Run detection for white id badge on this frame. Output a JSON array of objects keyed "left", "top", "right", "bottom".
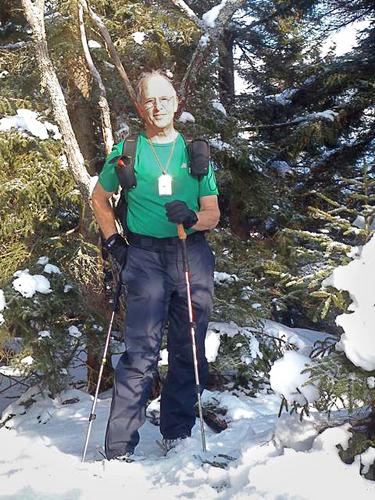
[{"left": 158, "top": 174, "right": 172, "bottom": 196}]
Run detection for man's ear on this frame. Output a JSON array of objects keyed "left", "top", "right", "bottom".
[{"left": 173, "top": 94, "right": 179, "bottom": 113}]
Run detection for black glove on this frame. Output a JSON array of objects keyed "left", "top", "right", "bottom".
[
  {"left": 104, "top": 233, "right": 128, "bottom": 266},
  {"left": 165, "top": 200, "right": 198, "bottom": 229}
]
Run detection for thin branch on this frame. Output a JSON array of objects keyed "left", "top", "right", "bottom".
[
  {"left": 78, "top": 3, "right": 114, "bottom": 154},
  {"left": 79, "top": 0, "right": 142, "bottom": 118},
  {"left": 240, "top": 113, "right": 336, "bottom": 131}
]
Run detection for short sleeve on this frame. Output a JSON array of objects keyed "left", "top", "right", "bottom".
[
  {"left": 198, "top": 162, "right": 219, "bottom": 197},
  {"left": 98, "top": 141, "right": 124, "bottom": 193}
]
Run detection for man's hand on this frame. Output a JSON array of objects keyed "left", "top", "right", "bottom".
[
  {"left": 104, "top": 233, "right": 128, "bottom": 266},
  {"left": 165, "top": 200, "right": 198, "bottom": 229}
]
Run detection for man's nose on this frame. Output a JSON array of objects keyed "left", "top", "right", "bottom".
[{"left": 154, "top": 98, "right": 163, "bottom": 110}]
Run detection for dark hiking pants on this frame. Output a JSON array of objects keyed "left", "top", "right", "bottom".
[{"left": 104, "top": 231, "right": 215, "bottom": 459}]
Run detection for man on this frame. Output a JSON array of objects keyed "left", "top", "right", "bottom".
[{"left": 91, "top": 70, "right": 220, "bottom": 461}]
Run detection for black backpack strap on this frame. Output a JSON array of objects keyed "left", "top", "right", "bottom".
[
  {"left": 183, "top": 135, "right": 210, "bottom": 177},
  {"left": 115, "top": 133, "right": 139, "bottom": 190},
  {"left": 112, "top": 134, "right": 139, "bottom": 235}
]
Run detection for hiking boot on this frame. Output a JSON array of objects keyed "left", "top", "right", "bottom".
[
  {"left": 112, "top": 451, "right": 135, "bottom": 463},
  {"left": 158, "top": 436, "right": 187, "bottom": 455}
]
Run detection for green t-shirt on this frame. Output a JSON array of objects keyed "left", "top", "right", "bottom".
[{"left": 99, "top": 132, "right": 219, "bottom": 238}]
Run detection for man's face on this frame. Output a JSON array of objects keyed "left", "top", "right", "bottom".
[{"left": 140, "top": 76, "right": 178, "bottom": 131}]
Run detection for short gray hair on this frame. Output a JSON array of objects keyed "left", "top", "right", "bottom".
[{"left": 135, "top": 70, "right": 176, "bottom": 102}]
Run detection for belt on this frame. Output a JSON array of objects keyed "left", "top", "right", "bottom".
[{"left": 128, "top": 231, "right": 205, "bottom": 251}]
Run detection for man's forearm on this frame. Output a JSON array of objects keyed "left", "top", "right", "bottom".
[
  {"left": 92, "top": 197, "right": 118, "bottom": 240},
  {"left": 193, "top": 208, "right": 220, "bottom": 231}
]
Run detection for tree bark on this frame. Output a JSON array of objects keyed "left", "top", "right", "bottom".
[
  {"left": 78, "top": 2, "right": 114, "bottom": 155},
  {"left": 218, "top": 29, "right": 235, "bottom": 110},
  {"left": 178, "top": 0, "right": 247, "bottom": 110},
  {"left": 79, "top": 0, "right": 142, "bottom": 118},
  {"left": 21, "top": 0, "right": 91, "bottom": 200}
]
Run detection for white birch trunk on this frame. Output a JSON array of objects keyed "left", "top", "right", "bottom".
[{"left": 21, "top": 0, "right": 91, "bottom": 200}]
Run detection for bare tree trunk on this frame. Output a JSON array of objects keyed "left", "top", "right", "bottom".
[
  {"left": 65, "top": 54, "right": 97, "bottom": 168},
  {"left": 21, "top": 0, "right": 91, "bottom": 200},
  {"left": 178, "top": 0, "right": 247, "bottom": 110},
  {"left": 78, "top": 2, "right": 114, "bottom": 155},
  {"left": 218, "top": 29, "right": 235, "bottom": 110},
  {"left": 79, "top": 0, "right": 142, "bottom": 118}
]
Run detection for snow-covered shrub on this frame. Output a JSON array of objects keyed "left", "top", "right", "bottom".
[
  {"left": 0, "top": 259, "right": 105, "bottom": 396},
  {"left": 206, "top": 321, "right": 290, "bottom": 394}
]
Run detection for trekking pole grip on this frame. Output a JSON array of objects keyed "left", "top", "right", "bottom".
[{"left": 177, "top": 223, "right": 187, "bottom": 240}]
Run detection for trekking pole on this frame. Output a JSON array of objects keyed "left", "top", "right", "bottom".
[
  {"left": 81, "top": 275, "right": 123, "bottom": 462},
  {"left": 177, "top": 224, "right": 207, "bottom": 453}
]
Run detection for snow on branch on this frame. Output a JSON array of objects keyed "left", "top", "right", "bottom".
[
  {"left": 241, "top": 110, "right": 339, "bottom": 131},
  {"left": 169, "top": 0, "right": 204, "bottom": 29},
  {"left": 21, "top": 0, "right": 91, "bottom": 199},
  {"left": 79, "top": 0, "right": 142, "bottom": 118},
  {"left": 179, "top": 0, "right": 247, "bottom": 108},
  {"left": 78, "top": 3, "right": 113, "bottom": 154}
]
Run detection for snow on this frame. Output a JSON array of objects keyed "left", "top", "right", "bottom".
[
  {"left": 209, "top": 138, "right": 233, "bottom": 152},
  {"left": 21, "top": 355, "right": 34, "bottom": 366},
  {"left": 88, "top": 40, "right": 102, "bottom": 49},
  {"left": 270, "top": 160, "right": 293, "bottom": 176},
  {"left": 214, "top": 271, "right": 239, "bottom": 285},
  {"left": 12, "top": 270, "right": 52, "bottom": 298},
  {"left": 212, "top": 100, "right": 227, "bottom": 116},
  {"left": 0, "top": 365, "right": 22, "bottom": 377},
  {"left": 43, "top": 264, "right": 61, "bottom": 274},
  {"left": 262, "top": 319, "right": 331, "bottom": 356},
  {"left": 352, "top": 215, "right": 375, "bottom": 230},
  {"left": 198, "top": 33, "right": 210, "bottom": 47},
  {"left": 132, "top": 32, "right": 146, "bottom": 45},
  {"left": 323, "top": 235, "right": 375, "bottom": 371},
  {"left": 178, "top": 112, "right": 196, "bottom": 123},
  {"left": 1, "top": 384, "right": 374, "bottom": 499},
  {"left": 310, "top": 110, "right": 338, "bottom": 122},
  {"left": 205, "top": 330, "right": 221, "bottom": 362},
  {"left": 68, "top": 326, "right": 82, "bottom": 339},
  {"left": 0, "top": 289, "right": 6, "bottom": 311},
  {"left": 202, "top": 0, "right": 228, "bottom": 28},
  {"left": 269, "top": 351, "right": 320, "bottom": 405},
  {"left": 0, "top": 109, "right": 61, "bottom": 140},
  {"left": 265, "top": 88, "right": 298, "bottom": 105},
  {"left": 274, "top": 412, "right": 318, "bottom": 452},
  {"left": 1, "top": 252, "right": 375, "bottom": 497},
  {"left": 38, "top": 330, "right": 52, "bottom": 339},
  {"left": 361, "top": 448, "right": 375, "bottom": 474},
  {"left": 37, "top": 256, "right": 49, "bottom": 265}
]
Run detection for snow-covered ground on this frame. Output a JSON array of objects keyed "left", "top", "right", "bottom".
[
  {"left": 1, "top": 234, "right": 375, "bottom": 498},
  {"left": 1, "top": 380, "right": 375, "bottom": 499},
  {"left": 1, "top": 317, "right": 375, "bottom": 500}
]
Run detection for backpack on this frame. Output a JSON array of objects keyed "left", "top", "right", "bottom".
[{"left": 111, "top": 133, "right": 210, "bottom": 234}]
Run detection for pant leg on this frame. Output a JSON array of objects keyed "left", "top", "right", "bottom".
[
  {"left": 105, "top": 246, "right": 169, "bottom": 459},
  {"left": 160, "top": 239, "right": 215, "bottom": 439}
]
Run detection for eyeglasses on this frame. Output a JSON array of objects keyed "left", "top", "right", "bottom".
[{"left": 143, "top": 95, "right": 175, "bottom": 110}]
